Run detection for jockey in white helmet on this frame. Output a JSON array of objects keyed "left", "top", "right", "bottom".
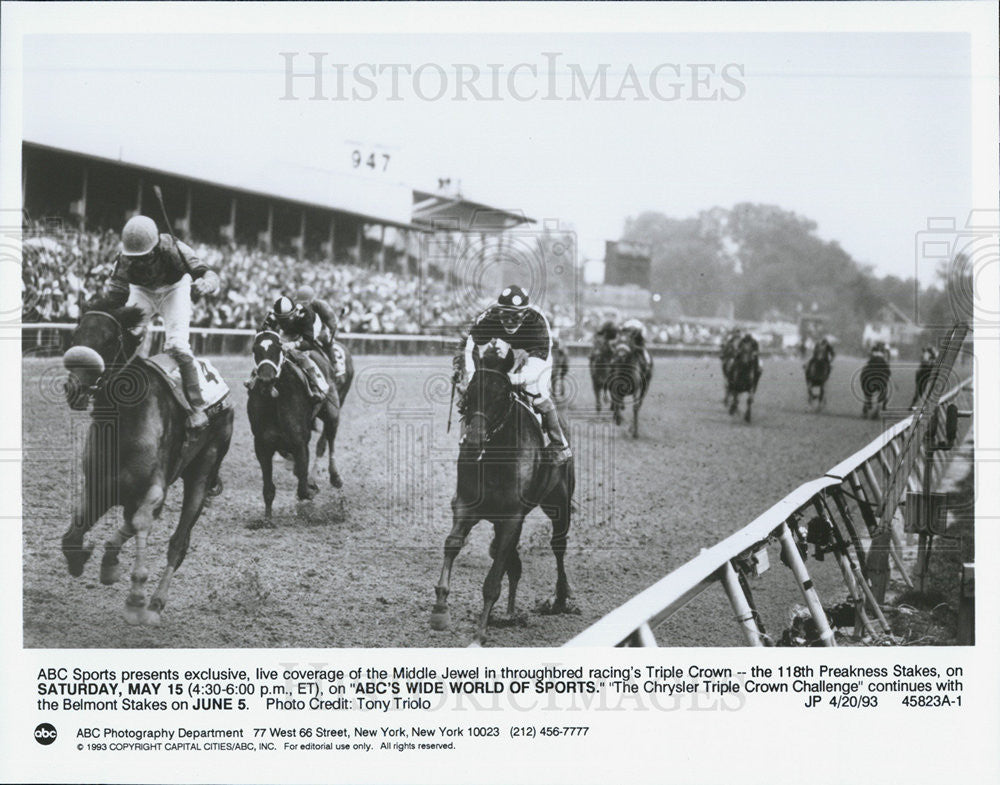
[
  {"left": 101, "top": 215, "right": 220, "bottom": 429},
  {"left": 459, "top": 285, "right": 571, "bottom": 464}
]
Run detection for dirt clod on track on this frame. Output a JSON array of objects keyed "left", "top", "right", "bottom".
[{"left": 23, "top": 354, "right": 920, "bottom": 647}]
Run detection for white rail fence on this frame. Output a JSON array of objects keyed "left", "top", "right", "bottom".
[
  {"left": 566, "top": 376, "right": 973, "bottom": 648},
  {"left": 19, "top": 323, "right": 748, "bottom": 359}
]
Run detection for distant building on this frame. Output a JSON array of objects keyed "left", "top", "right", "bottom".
[
  {"left": 604, "top": 240, "right": 651, "bottom": 289},
  {"left": 863, "top": 302, "right": 921, "bottom": 350}
]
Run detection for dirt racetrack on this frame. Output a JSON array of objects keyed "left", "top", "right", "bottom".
[{"left": 23, "top": 352, "right": 927, "bottom": 648}]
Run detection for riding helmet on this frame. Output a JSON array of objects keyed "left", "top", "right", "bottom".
[
  {"left": 273, "top": 296, "right": 296, "bottom": 321},
  {"left": 497, "top": 285, "right": 529, "bottom": 309},
  {"left": 295, "top": 284, "right": 316, "bottom": 303},
  {"left": 121, "top": 215, "right": 159, "bottom": 257}
]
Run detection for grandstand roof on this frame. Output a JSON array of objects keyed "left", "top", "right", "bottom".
[
  {"left": 23, "top": 138, "right": 422, "bottom": 232},
  {"left": 412, "top": 189, "right": 535, "bottom": 232}
]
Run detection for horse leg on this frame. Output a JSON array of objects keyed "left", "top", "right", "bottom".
[
  {"left": 472, "top": 520, "right": 523, "bottom": 646},
  {"left": 430, "top": 506, "right": 477, "bottom": 631},
  {"left": 123, "top": 483, "right": 165, "bottom": 625},
  {"left": 145, "top": 451, "right": 216, "bottom": 625},
  {"left": 745, "top": 391, "right": 753, "bottom": 423},
  {"left": 320, "top": 406, "right": 342, "bottom": 488},
  {"left": 593, "top": 378, "right": 602, "bottom": 412},
  {"left": 255, "top": 444, "right": 276, "bottom": 520},
  {"left": 505, "top": 547, "right": 523, "bottom": 617},
  {"left": 62, "top": 470, "right": 114, "bottom": 578},
  {"left": 539, "top": 489, "right": 574, "bottom": 614},
  {"left": 100, "top": 519, "right": 137, "bottom": 585},
  {"left": 294, "top": 440, "right": 318, "bottom": 500},
  {"left": 729, "top": 391, "right": 739, "bottom": 416}
]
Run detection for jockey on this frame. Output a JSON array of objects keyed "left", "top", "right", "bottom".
[
  {"left": 294, "top": 284, "right": 346, "bottom": 378},
  {"left": 620, "top": 318, "right": 647, "bottom": 349},
  {"left": 594, "top": 320, "right": 619, "bottom": 345},
  {"left": 263, "top": 296, "right": 336, "bottom": 404},
  {"left": 721, "top": 325, "right": 743, "bottom": 361},
  {"left": 100, "top": 215, "right": 220, "bottom": 429},
  {"left": 460, "top": 285, "right": 571, "bottom": 464}
]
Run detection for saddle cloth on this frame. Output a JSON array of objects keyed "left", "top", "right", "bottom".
[
  {"left": 144, "top": 354, "right": 231, "bottom": 415},
  {"left": 331, "top": 340, "right": 347, "bottom": 379}
]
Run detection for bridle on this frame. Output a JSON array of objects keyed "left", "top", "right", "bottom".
[
  {"left": 73, "top": 310, "right": 142, "bottom": 395},
  {"left": 253, "top": 330, "right": 285, "bottom": 377},
  {"left": 460, "top": 368, "right": 515, "bottom": 450}
]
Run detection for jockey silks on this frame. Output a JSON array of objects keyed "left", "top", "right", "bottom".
[
  {"left": 470, "top": 304, "right": 551, "bottom": 360},
  {"left": 107, "top": 234, "right": 210, "bottom": 299}
]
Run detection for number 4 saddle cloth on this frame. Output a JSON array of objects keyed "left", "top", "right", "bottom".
[{"left": 143, "top": 354, "right": 232, "bottom": 419}]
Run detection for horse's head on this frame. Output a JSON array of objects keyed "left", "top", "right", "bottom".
[
  {"left": 737, "top": 335, "right": 758, "bottom": 363},
  {"left": 62, "top": 305, "right": 145, "bottom": 409},
  {"left": 251, "top": 330, "right": 283, "bottom": 396},
  {"left": 611, "top": 337, "right": 633, "bottom": 364},
  {"left": 461, "top": 344, "right": 513, "bottom": 450}
]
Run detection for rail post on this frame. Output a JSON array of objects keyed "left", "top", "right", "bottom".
[
  {"left": 778, "top": 522, "right": 836, "bottom": 646},
  {"left": 720, "top": 561, "right": 766, "bottom": 647}
]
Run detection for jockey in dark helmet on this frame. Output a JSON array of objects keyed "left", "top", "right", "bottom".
[
  {"left": 263, "top": 295, "right": 336, "bottom": 404},
  {"left": 98, "top": 215, "right": 220, "bottom": 429},
  {"left": 459, "top": 285, "right": 571, "bottom": 464},
  {"left": 294, "top": 284, "right": 346, "bottom": 378}
]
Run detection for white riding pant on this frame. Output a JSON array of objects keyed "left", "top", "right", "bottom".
[
  {"left": 509, "top": 355, "right": 553, "bottom": 406},
  {"left": 126, "top": 275, "right": 194, "bottom": 358}
]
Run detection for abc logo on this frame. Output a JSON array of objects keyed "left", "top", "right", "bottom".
[{"left": 34, "top": 723, "right": 57, "bottom": 745}]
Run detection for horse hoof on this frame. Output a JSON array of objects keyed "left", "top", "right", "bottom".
[
  {"left": 429, "top": 608, "right": 451, "bottom": 631},
  {"left": 142, "top": 608, "right": 163, "bottom": 627},
  {"left": 63, "top": 544, "right": 93, "bottom": 577},
  {"left": 467, "top": 640, "right": 483, "bottom": 648},
  {"left": 246, "top": 517, "right": 276, "bottom": 530},
  {"left": 330, "top": 473, "right": 343, "bottom": 489},
  {"left": 99, "top": 564, "right": 122, "bottom": 585},
  {"left": 124, "top": 605, "right": 145, "bottom": 626}
]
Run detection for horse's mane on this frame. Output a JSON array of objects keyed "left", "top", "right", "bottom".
[{"left": 83, "top": 299, "right": 147, "bottom": 333}]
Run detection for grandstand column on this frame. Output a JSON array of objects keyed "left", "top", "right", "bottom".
[
  {"left": 378, "top": 224, "right": 386, "bottom": 273},
  {"left": 356, "top": 222, "right": 364, "bottom": 266},
  {"left": 70, "top": 164, "right": 88, "bottom": 230},
  {"left": 259, "top": 204, "right": 274, "bottom": 252},
  {"left": 326, "top": 216, "right": 336, "bottom": 263},
  {"left": 297, "top": 210, "right": 306, "bottom": 261}
]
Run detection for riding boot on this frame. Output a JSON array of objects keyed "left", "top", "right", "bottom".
[
  {"left": 304, "top": 360, "right": 330, "bottom": 403},
  {"left": 538, "top": 400, "right": 571, "bottom": 464},
  {"left": 174, "top": 353, "right": 208, "bottom": 429}
]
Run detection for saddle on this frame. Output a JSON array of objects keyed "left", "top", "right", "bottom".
[
  {"left": 144, "top": 354, "right": 231, "bottom": 419},
  {"left": 330, "top": 340, "right": 348, "bottom": 380}
]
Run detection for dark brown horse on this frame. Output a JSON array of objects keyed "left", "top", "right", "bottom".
[
  {"left": 910, "top": 345, "right": 939, "bottom": 408},
  {"left": 551, "top": 340, "right": 570, "bottom": 400},
  {"left": 61, "top": 305, "right": 233, "bottom": 625},
  {"left": 608, "top": 337, "right": 653, "bottom": 438},
  {"left": 860, "top": 342, "right": 892, "bottom": 419},
  {"left": 246, "top": 330, "right": 343, "bottom": 521},
  {"left": 805, "top": 337, "right": 835, "bottom": 410},
  {"left": 724, "top": 334, "right": 762, "bottom": 423},
  {"left": 589, "top": 337, "right": 613, "bottom": 412},
  {"left": 430, "top": 346, "right": 575, "bottom": 645}
]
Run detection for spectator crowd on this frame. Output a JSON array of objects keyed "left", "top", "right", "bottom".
[{"left": 21, "top": 223, "right": 740, "bottom": 347}]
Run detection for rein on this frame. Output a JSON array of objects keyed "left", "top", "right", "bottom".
[
  {"left": 77, "top": 311, "right": 143, "bottom": 395},
  {"left": 460, "top": 368, "right": 516, "bottom": 451}
]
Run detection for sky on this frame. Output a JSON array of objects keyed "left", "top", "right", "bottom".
[{"left": 21, "top": 32, "right": 973, "bottom": 285}]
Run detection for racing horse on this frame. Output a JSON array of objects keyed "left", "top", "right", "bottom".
[
  {"left": 860, "top": 342, "right": 892, "bottom": 419},
  {"left": 608, "top": 335, "right": 653, "bottom": 438},
  {"left": 430, "top": 345, "right": 575, "bottom": 645},
  {"left": 805, "top": 337, "right": 835, "bottom": 410},
  {"left": 61, "top": 304, "right": 233, "bottom": 625},
  {"left": 551, "top": 340, "right": 570, "bottom": 400},
  {"left": 588, "top": 336, "right": 614, "bottom": 412},
  {"left": 246, "top": 329, "right": 342, "bottom": 520},
  {"left": 910, "top": 345, "right": 939, "bottom": 408},
  {"left": 724, "top": 334, "right": 763, "bottom": 423}
]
